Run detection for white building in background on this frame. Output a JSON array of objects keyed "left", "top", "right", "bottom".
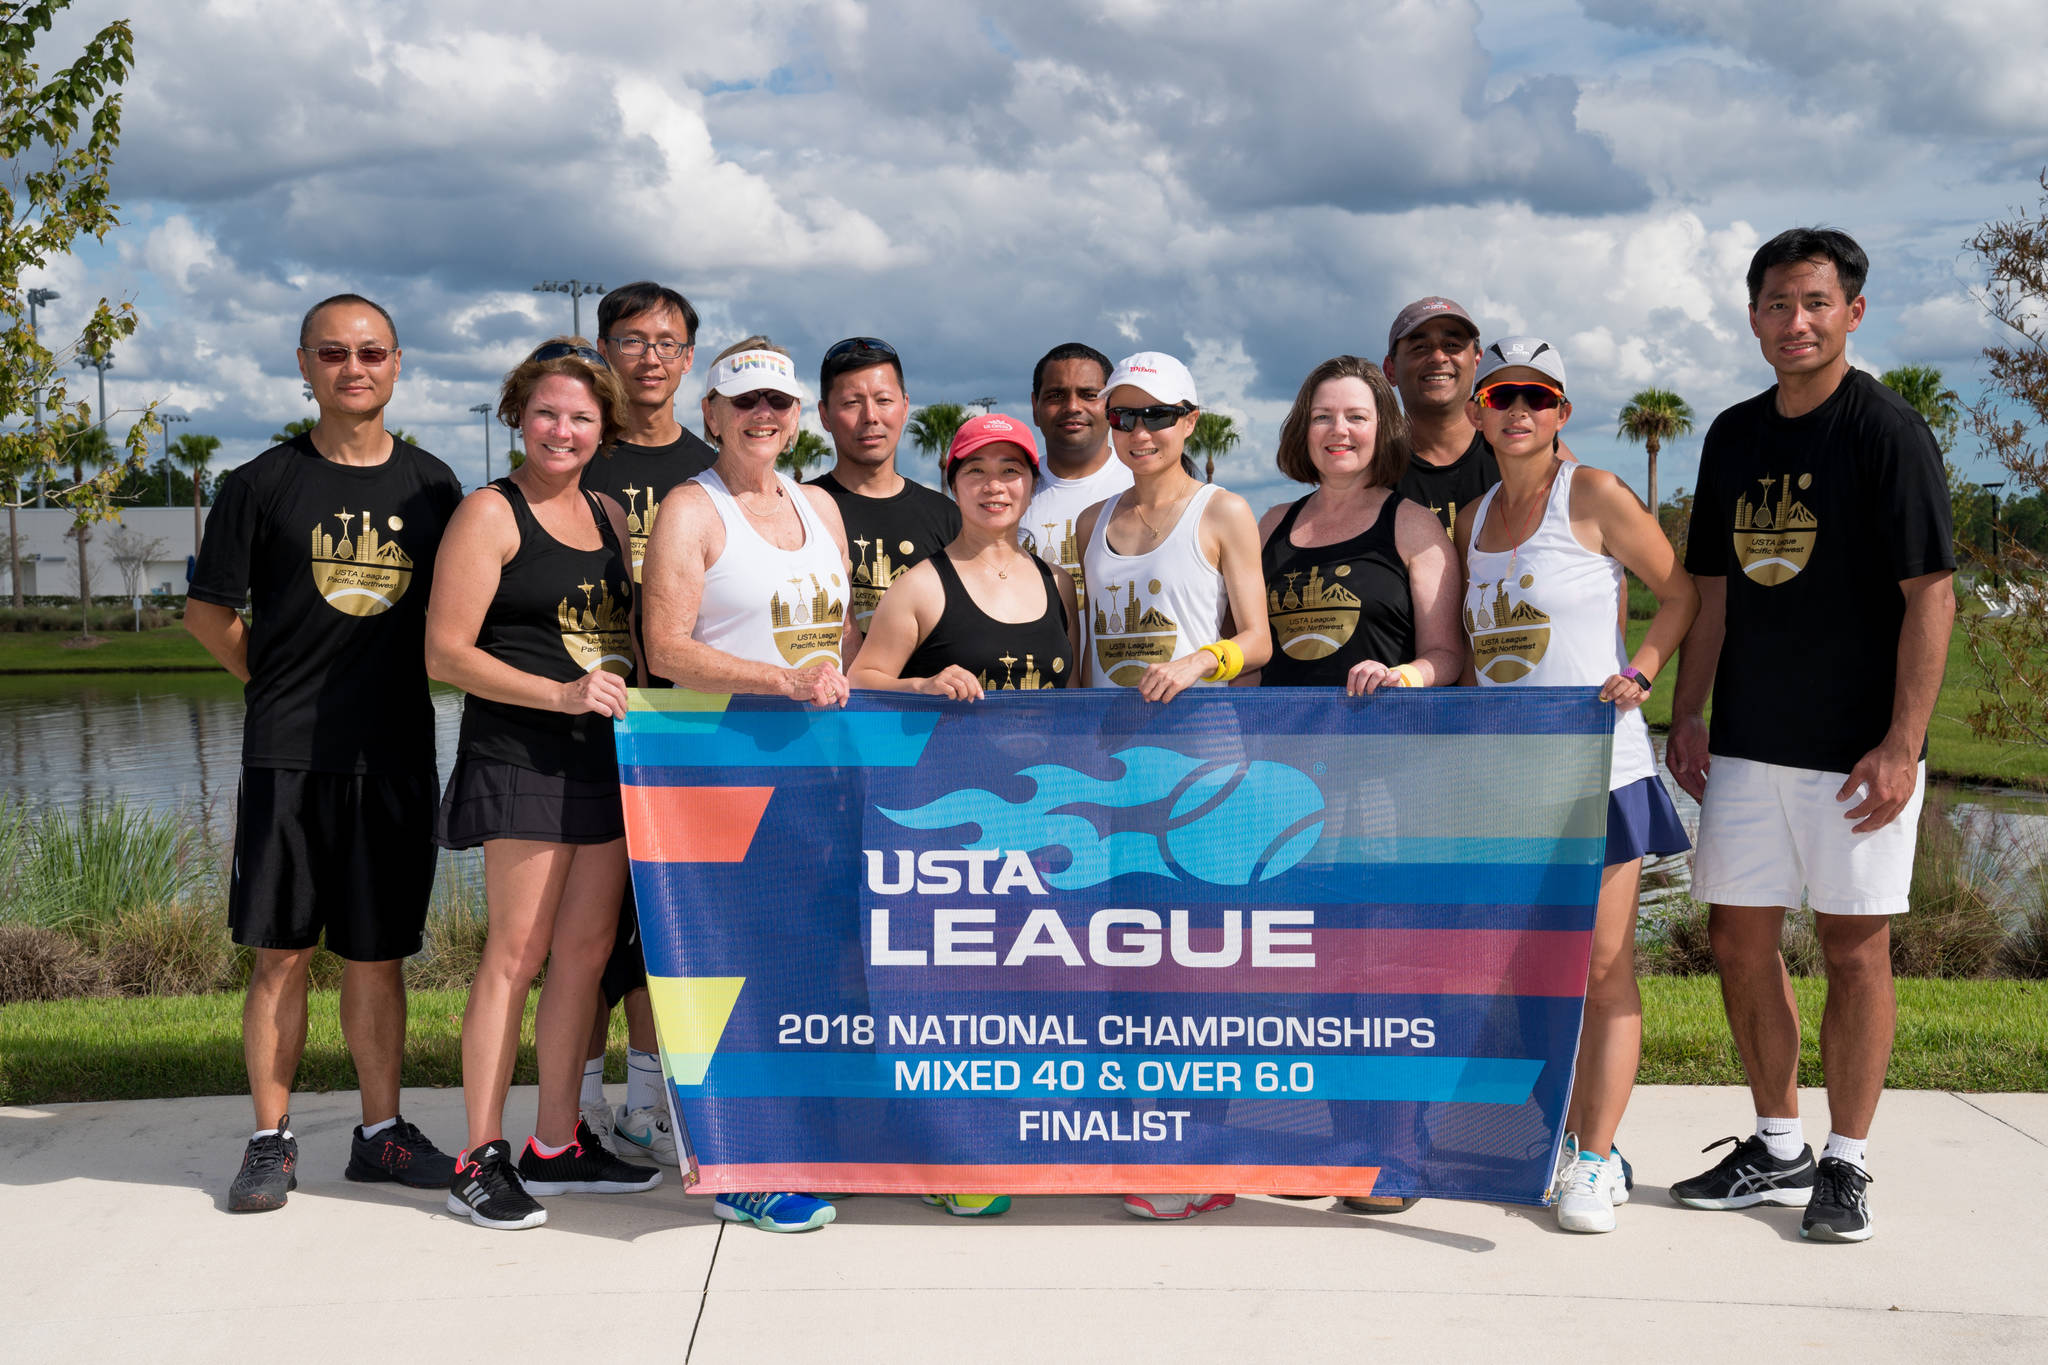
[{"left": 2, "top": 505, "right": 210, "bottom": 598}]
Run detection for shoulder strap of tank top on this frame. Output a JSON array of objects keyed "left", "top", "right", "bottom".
[
  {"left": 1270, "top": 494, "right": 1311, "bottom": 546},
  {"left": 1542, "top": 460, "right": 1577, "bottom": 534},
  {"left": 1466, "top": 480, "right": 1502, "bottom": 546},
  {"left": 582, "top": 488, "right": 627, "bottom": 563},
  {"left": 1369, "top": 487, "right": 1404, "bottom": 538},
  {"left": 487, "top": 476, "right": 539, "bottom": 541}
]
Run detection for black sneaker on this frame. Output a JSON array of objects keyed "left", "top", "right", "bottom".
[
  {"left": 346, "top": 1115, "right": 457, "bottom": 1188},
  {"left": 1801, "top": 1158, "right": 1874, "bottom": 1242},
  {"left": 516, "top": 1119, "right": 663, "bottom": 1196},
  {"left": 1671, "top": 1134, "right": 1816, "bottom": 1210},
  {"left": 447, "top": 1140, "right": 548, "bottom": 1230},
  {"left": 228, "top": 1120, "right": 298, "bottom": 1212}
]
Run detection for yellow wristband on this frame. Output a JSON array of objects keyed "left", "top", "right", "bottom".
[
  {"left": 1388, "top": 663, "right": 1424, "bottom": 688},
  {"left": 1201, "top": 640, "right": 1244, "bottom": 682}
]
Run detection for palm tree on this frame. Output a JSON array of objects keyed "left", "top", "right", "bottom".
[
  {"left": 778, "top": 429, "right": 829, "bottom": 480},
  {"left": 270, "top": 417, "right": 316, "bottom": 445},
  {"left": 1615, "top": 388, "right": 1695, "bottom": 517},
  {"left": 170, "top": 433, "right": 221, "bottom": 558},
  {"left": 907, "top": 403, "right": 970, "bottom": 474},
  {"left": 1878, "top": 364, "right": 1961, "bottom": 453},
  {"left": 1187, "top": 412, "right": 1241, "bottom": 483}
]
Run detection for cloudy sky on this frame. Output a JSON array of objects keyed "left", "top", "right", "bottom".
[{"left": 24, "top": 0, "right": 2048, "bottom": 512}]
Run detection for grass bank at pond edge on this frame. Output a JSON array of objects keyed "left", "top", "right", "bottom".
[
  {"left": 0, "top": 625, "right": 217, "bottom": 673},
  {"left": 3, "top": 977, "right": 2042, "bottom": 1106}
]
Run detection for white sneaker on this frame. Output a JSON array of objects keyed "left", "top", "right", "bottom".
[
  {"left": 1607, "top": 1147, "right": 1631, "bottom": 1206},
  {"left": 1556, "top": 1156, "right": 1618, "bottom": 1233},
  {"left": 579, "top": 1100, "right": 615, "bottom": 1147},
  {"left": 610, "top": 1103, "right": 680, "bottom": 1166},
  {"left": 1546, "top": 1132, "right": 1579, "bottom": 1205},
  {"left": 1122, "top": 1193, "right": 1234, "bottom": 1220}
]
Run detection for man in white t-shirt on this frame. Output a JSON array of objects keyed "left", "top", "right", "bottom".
[{"left": 1021, "top": 342, "right": 1132, "bottom": 605}]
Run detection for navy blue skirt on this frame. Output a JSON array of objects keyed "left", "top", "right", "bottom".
[{"left": 1605, "top": 774, "right": 1690, "bottom": 867}]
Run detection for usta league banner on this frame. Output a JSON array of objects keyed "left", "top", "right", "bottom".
[{"left": 616, "top": 686, "right": 1610, "bottom": 1203}]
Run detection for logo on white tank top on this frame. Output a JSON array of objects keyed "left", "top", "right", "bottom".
[
  {"left": 1091, "top": 578, "right": 1179, "bottom": 684},
  {"left": 1464, "top": 572, "right": 1552, "bottom": 683},
  {"left": 768, "top": 571, "right": 847, "bottom": 667}
]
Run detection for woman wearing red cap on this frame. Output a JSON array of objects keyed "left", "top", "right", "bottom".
[{"left": 851, "top": 413, "right": 1076, "bottom": 1220}]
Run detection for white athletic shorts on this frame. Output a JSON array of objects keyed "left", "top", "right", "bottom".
[{"left": 1691, "top": 755, "right": 1925, "bottom": 916}]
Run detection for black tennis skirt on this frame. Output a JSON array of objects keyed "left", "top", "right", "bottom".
[{"left": 434, "top": 757, "right": 626, "bottom": 849}]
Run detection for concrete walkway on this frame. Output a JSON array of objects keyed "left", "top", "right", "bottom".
[{"left": 2, "top": 1085, "right": 2042, "bottom": 1363}]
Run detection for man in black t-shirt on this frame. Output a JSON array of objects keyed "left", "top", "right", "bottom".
[
  {"left": 187, "top": 294, "right": 464, "bottom": 1212},
  {"left": 805, "top": 336, "right": 961, "bottom": 634},
  {"left": 573, "top": 281, "right": 716, "bottom": 1170},
  {"left": 1668, "top": 229, "right": 1956, "bottom": 1244},
  {"left": 1385, "top": 296, "right": 1498, "bottom": 538}
]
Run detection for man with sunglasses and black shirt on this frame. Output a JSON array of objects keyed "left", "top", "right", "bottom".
[
  {"left": 187, "top": 294, "right": 464, "bottom": 1212},
  {"left": 574, "top": 282, "right": 717, "bottom": 1170},
  {"left": 805, "top": 337, "right": 961, "bottom": 634}
]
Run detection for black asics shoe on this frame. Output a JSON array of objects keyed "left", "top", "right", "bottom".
[
  {"left": 447, "top": 1140, "right": 548, "bottom": 1230},
  {"left": 1670, "top": 1135, "right": 1817, "bottom": 1210},
  {"left": 515, "top": 1119, "right": 663, "bottom": 1196},
  {"left": 228, "top": 1120, "right": 298, "bottom": 1212},
  {"left": 346, "top": 1115, "right": 458, "bottom": 1188},
  {"left": 1801, "top": 1158, "right": 1874, "bottom": 1243}
]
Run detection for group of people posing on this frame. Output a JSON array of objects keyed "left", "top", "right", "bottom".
[{"left": 187, "top": 226, "right": 1953, "bottom": 1249}]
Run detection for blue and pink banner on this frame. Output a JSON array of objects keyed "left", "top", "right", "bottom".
[{"left": 616, "top": 687, "right": 1611, "bottom": 1204}]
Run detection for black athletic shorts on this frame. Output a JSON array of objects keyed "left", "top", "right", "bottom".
[
  {"left": 600, "top": 880, "right": 650, "bottom": 1007},
  {"left": 228, "top": 766, "right": 439, "bottom": 962},
  {"left": 434, "top": 757, "right": 625, "bottom": 850}
]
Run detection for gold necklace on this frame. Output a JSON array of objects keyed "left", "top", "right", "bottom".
[
  {"left": 736, "top": 485, "right": 784, "bottom": 517},
  {"left": 1503, "top": 457, "right": 1560, "bottom": 573},
  {"left": 1133, "top": 481, "right": 1197, "bottom": 539}
]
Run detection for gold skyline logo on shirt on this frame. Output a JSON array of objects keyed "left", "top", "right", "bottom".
[
  {"left": 309, "top": 508, "right": 414, "bottom": 617},
  {"left": 1091, "top": 578, "right": 1179, "bottom": 685},
  {"left": 557, "top": 578, "right": 633, "bottom": 676},
  {"left": 769, "top": 571, "right": 847, "bottom": 667},
  {"left": 1023, "top": 517, "right": 1086, "bottom": 601},
  {"left": 1731, "top": 472, "right": 1818, "bottom": 586},
  {"left": 1465, "top": 572, "right": 1552, "bottom": 683},
  {"left": 849, "top": 534, "right": 917, "bottom": 630},
  {"left": 620, "top": 483, "right": 660, "bottom": 583},
  {"left": 1269, "top": 563, "right": 1362, "bottom": 661},
  {"left": 981, "top": 651, "right": 1064, "bottom": 691}
]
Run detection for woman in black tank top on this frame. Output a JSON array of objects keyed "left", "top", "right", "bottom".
[
  {"left": 425, "top": 339, "right": 661, "bottom": 1228},
  {"left": 1251, "top": 357, "right": 1464, "bottom": 695},
  {"left": 851, "top": 414, "right": 1079, "bottom": 699}
]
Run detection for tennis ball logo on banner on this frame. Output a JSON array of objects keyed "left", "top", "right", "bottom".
[{"left": 878, "top": 744, "right": 1326, "bottom": 888}]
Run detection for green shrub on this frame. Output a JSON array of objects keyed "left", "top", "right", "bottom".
[
  {"left": 95, "top": 903, "right": 239, "bottom": 997},
  {"left": 0, "top": 799, "right": 215, "bottom": 930},
  {"left": 1897, "top": 796, "right": 2014, "bottom": 978},
  {"left": 0, "top": 924, "right": 111, "bottom": 1003}
]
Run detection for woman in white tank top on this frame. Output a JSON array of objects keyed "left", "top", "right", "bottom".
[
  {"left": 1455, "top": 337, "right": 1699, "bottom": 1237},
  {"left": 1074, "top": 352, "right": 1270, "bottom": 1226},
  {"left": 1075, "top": 352, "right": 1270, "bottom": 704},
  {"left": 636, "top": 336, "right": 855, "bottom": 1236}
]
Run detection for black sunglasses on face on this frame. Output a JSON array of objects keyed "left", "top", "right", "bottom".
[
  {"left": 727, "top": 389, "right": 797, "bottom": 411},
  {"left": 301, "top": 344, "right": 394, "bottom": 366},
  {"left": 824, "top": 336, "right": 898, "bottom": 362},
  {"left": 1475, "top": 382, "right": 1565, "bottom": 412},
  {"left": 1106, "top": 402, "right": 1195, "bottom": 433},
  {"left": 528, "top": 341, "right": 611, "bottom": 368}
]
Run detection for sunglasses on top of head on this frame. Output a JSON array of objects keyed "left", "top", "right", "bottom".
[
  {"left": 301, "top": 344, "right": 394, "bottom": 366},
  {"left": 1475, "top": 382, "right": 1566, "bottom": 412},
  {"left": 823, "top": 336, "right": 899, "bottom": 362},
  {"left": 528, "top": 341, "right": 611, "bottom": 369},
  {"left": 1106, "top": 402, "right": 1196, "bottom": 433},
  {"left": 726, "top": 389, "right": 797, "bottom": 412}
]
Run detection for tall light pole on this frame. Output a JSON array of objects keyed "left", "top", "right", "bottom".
[
  {"left": 26, "top": 286, "right": 59, "bottom": 506},
  {"left": 161, "top": 413, "right": 190, "bottom": 508},
  {"left": 1981, "top": 479, "right": 2008, "bottom": 583},
  {"left": 470, "top": 402, "right": 494, "bottom": 485},
  {"left": 971, "top": 395, "right": 1000, "bottom": 414},
  {"left": 532, "top": 280, "right": 606, "bottom": 338},
  {"left": 79, "top": 351, "right": 114, "bottom": 493}
]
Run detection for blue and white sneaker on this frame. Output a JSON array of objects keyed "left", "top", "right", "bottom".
[
  {"left": 610, "top": 1104, "right": 679, "bottom": 1166},
  {"left": 1545, "top": 1132, "right": 1579, "bottom": 1205},
  {"left": 714, "top": 1191, "right": 836, "bottom": 1233}
]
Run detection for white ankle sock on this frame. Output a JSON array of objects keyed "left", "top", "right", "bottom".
[
  {"left": 528, "top": 1134, "right": 572, "bottom": 1159},
  {"left": 251, "top": 1127, "right": 293, "bottom": 1141},
  {"left": 626, "top": 1048, "right": 664, "bottom": 1112},
  {"left": 1755, "top": 1117, "right": 1803, "bottom": 1162},
  {"left": 580, "top": 1056, "right": 606, "bottom": 1109},
  {"left": 1821, "top": 1131, "right": 1868, "bottom": 1172},
  {"left": 360, "top": 1116, "right": 396, "bottom": 1138}
]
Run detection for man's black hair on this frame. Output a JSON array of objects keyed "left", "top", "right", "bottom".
[
  {"left": 1746, "top": 228, "right": 1869, "bottom": 307},
  {"left": 819, "top": 339, "right": 906, "bottom": 405},
  {"left": 299, "top": 293, "right": 397, "bottom": 348},
  {"left": 597, "top": 281, "right": 701, "bottom": 344},
  {"left": 1031, "top": 341, "right": 1112, "bottom": 397}
]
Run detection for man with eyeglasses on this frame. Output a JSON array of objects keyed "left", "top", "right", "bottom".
[
  {"left": 186, "top": 293, "right": 464, "bottom": 1212},
  {"left": 1022, "top": 341, "right": 1130, "bottom": 605},
  {"left": 575, "top": 282, "right": 717, "bottom": 1170},
  {"left": 805, "top": 337, "right": 960, "bottom": 633}
]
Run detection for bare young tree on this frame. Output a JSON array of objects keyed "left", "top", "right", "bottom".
[{"left": 104, "top": 524, "right": 166, "bottom": 598}]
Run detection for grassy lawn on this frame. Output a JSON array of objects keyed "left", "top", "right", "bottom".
[
  {"left": 3, "top": 978, "right": 2042, "bottom": 1107},
  {"left": 1626, "top": 616, "right": 2048, "bottom": 788},
  {"left": 0, "top": 625, "right": 217, "bottom": 673}
]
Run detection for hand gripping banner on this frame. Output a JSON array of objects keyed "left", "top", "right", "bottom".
[{"left": 616, "top": 686, "right": 1611, "bottom": 1203}]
